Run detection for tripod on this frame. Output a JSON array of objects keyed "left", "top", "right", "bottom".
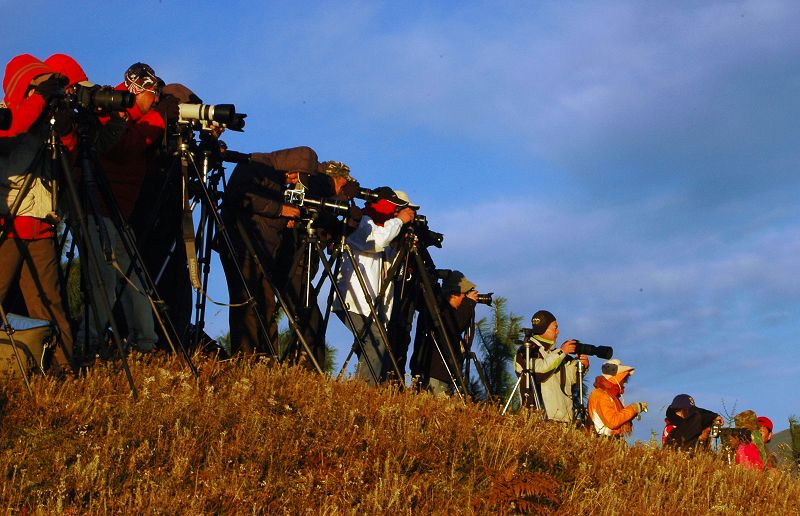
[
  {"left": 503, "top": 339, "right": 545, "bottom": 416},
  {"left": 172, "top": 125, "right": 279, "bottom": 359},
  {"left": 394, "top": 226, "right": 470, "bottom": 399},
  {"left": 70, "top": 109, "right": 198, "bottom": 380}
]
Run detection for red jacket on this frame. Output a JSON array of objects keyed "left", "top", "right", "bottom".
[{"left": 97, "top": 84, "right": 166, "bottom": 219}]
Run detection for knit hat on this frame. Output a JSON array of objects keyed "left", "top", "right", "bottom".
[
  {"left": 3, "top": 54, "right": 53, "bottom": 104},
  {"left": 124, "top": 62, "right": 159, "bottom": 95},
  {"left": 530, "top": 310, "right": 556, "bottom": 336},
  {"left": 441, "top": 270, "right": 476, "bottom": 295},
  {"left": 669, "top": 394, "right": 695, "bottom": 411},
  {"left": 757, "top": 416, "right": 773, "bottom": 433},
  {"left": 44, "top": 54, "right": 88, "bottom": 86},
  {"left": 734, "top": 410, "right": 758, "bottom": 431},
  {"left": 601, "top": 359, "right": 634, "bottom": 380}
]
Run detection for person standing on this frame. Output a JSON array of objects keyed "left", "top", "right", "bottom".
[{"left": 587, "top": 359, "right": 647, "bottom": 437}]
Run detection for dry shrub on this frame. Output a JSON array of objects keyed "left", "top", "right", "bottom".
[{"left": 0, "top": 354, "right": 797, "bottom": 514}]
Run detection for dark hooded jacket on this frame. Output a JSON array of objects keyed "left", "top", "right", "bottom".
[{"left": 664, "top": 406, "right": 719, "bottom": 451}]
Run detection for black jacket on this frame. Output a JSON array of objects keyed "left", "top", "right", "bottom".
[{"left": 664, "top": 406, "right": 719, "bottom": 451}]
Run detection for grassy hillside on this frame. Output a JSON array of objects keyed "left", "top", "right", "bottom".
[{"left": 0, "top": 354, "right": 797, "bottom": 514}]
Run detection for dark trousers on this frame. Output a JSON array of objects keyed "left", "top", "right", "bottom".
[
  {"left": 0, "top": 237, "right": 74, "bottom": 371},
  {"left": 219, "top": 243, "right": 279, "bottom": 356}
]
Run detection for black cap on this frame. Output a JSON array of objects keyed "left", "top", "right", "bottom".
[{"left": 530, "top": 310, "right": 556, "bottom": 336}]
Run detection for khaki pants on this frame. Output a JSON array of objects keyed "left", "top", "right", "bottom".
[{"left": 0, "top": 237, "right": 74, "bottom": 371}]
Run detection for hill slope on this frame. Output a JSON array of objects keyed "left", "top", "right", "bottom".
[{"left": 0, "top": 355, "right": 797, "bottom": 513}]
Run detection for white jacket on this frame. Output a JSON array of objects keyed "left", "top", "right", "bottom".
[{"left": 333, "top": 215, "right": 404, "bottom": 318}]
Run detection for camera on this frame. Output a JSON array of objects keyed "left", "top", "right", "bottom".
[
  {"left": 178, "top": 103, "right": 247, "bottom": 131},
  {"left": 284, "top": 188, "right": 350, "bottom": 215},
  {"left": 412, "top": 215, "right": 444, "bottom": 248},
  {"left": 573, "top": 340, "right": 613, "bottom": 359},
  {"left": 0, "top": 107, "right": 11, "bottom": 130},
  {"left": 71, "top": 83, "right": 135, "bottom": 113},
  {"left": 475, "top": 292, "right": 494, "bottom": 306}
]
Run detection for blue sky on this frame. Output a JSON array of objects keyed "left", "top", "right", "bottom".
[{"left": 3, "top": 0, "right": 799, "bottom": 441}]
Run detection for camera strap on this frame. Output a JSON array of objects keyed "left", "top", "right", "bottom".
[{"left": 180, "top": 160, "right": 201, "bottom": 290}]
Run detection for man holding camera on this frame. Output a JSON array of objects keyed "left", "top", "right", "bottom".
[
  {"left": 333, "top": 188, "right": 414, "bottom": 385},
  {"left": 410, "top": 270, "right": 479, "bottom": 396},
  {"left": 0, "top": 54, "right": 77, "bottom": 374},
  {"left": 220, "top": 146, "right": 321, "bottom": 357},
  {"left": 515, "top": 310, "right": 588, "bottom": 422},
  {"left": 76, "top": 62, "right": 177, "bottom": 355}
]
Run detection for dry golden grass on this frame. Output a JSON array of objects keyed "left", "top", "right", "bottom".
[{"left": 0, "top": 354, "right": 797, "bottom": 514}]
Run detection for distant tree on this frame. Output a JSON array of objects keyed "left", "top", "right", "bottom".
[
  {"left": 473, "top": 296, "right": 522, "bottom": 404},
  {"left": 790, "top": 416, "right": 800, "bottom": 471}
]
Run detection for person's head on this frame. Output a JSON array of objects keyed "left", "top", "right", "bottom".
[
  {"left": 363, "top": 187, "right": 409, "bottom": 225},
  {"left": 124, "top": 62, "right": 160, "bottom": 114},
  {"left": 441, "top": 270, "right": 476, "bottom": 308},
  {"left": 44, "top": 54, "right": 87, "bottom": 88},
  {"left": 3, "top": 54, "right": 53, "bottom": 104},
  {"left": 668, "top": 394, "right": 695, "bottom": 419},
  {"left": 531, "top": 310, "right": 557, "bottom": 341},
  {"left": 319, "top": 161, "right": 356, "bottom": 196},
  {"left": 601, "top": 359, "right": 634, "bottom": 390},
  {"left": 757, "top": 416, "right": 773, "bottom": 444}
]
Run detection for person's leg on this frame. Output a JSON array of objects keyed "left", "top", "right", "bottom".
[
  {"left": 75, "top": 217, "right": 117, "bottom": 354},
  {"left": 106, "top": 218, "right": 156, "bottom": 352},
  {"left": 336, "top": 311, "right": 386, "bottom": 386},
  {"left": 0, "top": 238, "right": 24, "bottom": 306},
  {"left": 17, "top": 238, "right": 75, "bottom": 372}
]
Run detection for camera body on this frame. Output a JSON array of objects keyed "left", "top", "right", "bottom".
[{"left": 284, "top": 188, "right": 350, "bottom": 215}]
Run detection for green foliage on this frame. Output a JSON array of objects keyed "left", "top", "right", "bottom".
[
  {"left": 790, "top": 416, "right": 800, "bottom": 465},
  {"left": 475, "top": 296, "right": 522, "bottom": 403}
]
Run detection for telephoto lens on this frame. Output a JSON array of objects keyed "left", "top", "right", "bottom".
[{"left": 475, "top": 292, "right": 494, "bottom": 306}]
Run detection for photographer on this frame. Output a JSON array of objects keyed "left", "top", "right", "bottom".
[
  {"left": 333, "top": 188, "right": 414, "bottom": 385},
  {"left": 515, "top": 310, "right": 588, "bottom": 422},
  {"left": 0, "top": 54, "right": 76, "bottom": 374},
  {"left": 663, "top": 394, "right": 723, "bottom": 451},
  {"left": 219, "top": 146, "right": 320, "bottom": 357},
  {"left": 410, "top": 270, "right": 478, "bottom": 396},
  {"left": 586, "top": 359, "right": 647, "bottom": 437},
  {"left": 76, "top": 62, "right": 176, "bottom": 355}
]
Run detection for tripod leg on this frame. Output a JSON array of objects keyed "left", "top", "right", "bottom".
[{"left": 58, "top": 145, "right": 138, "bottom": 398}]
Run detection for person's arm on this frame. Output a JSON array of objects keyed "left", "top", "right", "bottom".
[
  {"left": 0, "top": 96, "right": 45, "bottom": 137},
  {"left": 347, "top": 216, "right": 404, "bottom": 252},
  {"left": 102, "top": 109, "right": 165, "bottom": 159},
  {"left": 534, "top": 344, "right": 567, "bottom": 374},
  {"left": 594, "top": 393, "right": 637, "bottom": 431},
  {"left": 453, "top": 296, "right": 477, "bottom": 330}
]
